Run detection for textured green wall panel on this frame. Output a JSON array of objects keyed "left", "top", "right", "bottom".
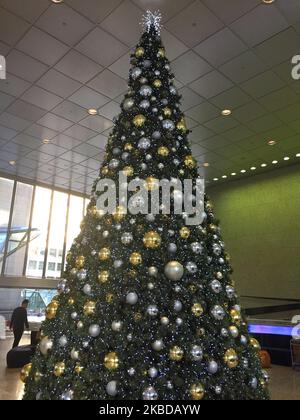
[{"left": 208, "top": 165, "right": 300, "bottom": 299}]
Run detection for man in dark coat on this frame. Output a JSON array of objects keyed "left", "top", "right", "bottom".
[{"left": 10, "top": 299, "right": 29, "bottom": 348}]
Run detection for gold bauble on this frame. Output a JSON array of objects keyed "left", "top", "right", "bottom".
[
  {"left": 224, "top": 348, "right": 239, "bottom": 369},
  {"left": 124, "top": 143, "right": 133, "bottom": 151},
  {"left": 158, "top": 146, "right": 169, "bottom": 157},
  {"left": 209, "top": 224, "right": 218, "bottom": 232},
  {"left": 101, "top": 166, "right": 109, "bottom": 176},
  {"left": 134, "top": 311, "right": 142, "bottom": 321},
  {"left": 144, "top": 177, "right": 159, "bottom": 191},
  {"left": 104, "top": 352, "right": 119, "bottom": 370},
  {"left": 180, "top": 226, "right": 190, "bottom": 239},
  {"left": 143, "top": 231, "right": 161, "bottom": 249},
  {"left": 135, "top": 47, "right": 145, "bottom": 57},
  {"left": 169, "top": 346, "right": 184, "bottom": 361},
  {"left": 54, "top": 362, "right": 65, "bottom": 377},
  {"left": 130, "top": 252, "right": 142, "bottom": 266},
  {"left": 230, "top": 309, "right": 242, "bottom": 325},
  {"left": 158, "top": 48, "right": 165, "bottom": 58},
  {"left": 177, "top": 117, "right": 187, "bottom": 133},
  {"left": 20, "top": 363, "right": 32, "bottom": 383},
  {"left": 153, "top": 79, "right": 162, "bottom": 88},
  {"left": 34, "top": 371, "right": 43, "bottom": 382},
  {"left": 75, "top": 255, "right": 85, "bottom": 269},
  {"left": 190, "top": 383, "right": 205, "bottom": 400},
  {"left": 184, "top": 155, "right": 197, "bottom": 169},
  {"left": 122, "top": 166, "right": 134, "bottom": 177},
  {"left": 250, "top": 337, "right": 261, "bottom": 352},
  {"left": 192, "top": 303, "right": 204, "bottom": 317},
  {"left": 46, "top": 301, "right": 59, "bottom": 320},
  {"left": 133, "top": 114, "right": 146, "bottom": 127},
  {"left": 189, "top": 284, "right": 197, "bottom": 293},
  {"left": 99, "top": 247, "right": 110, "bottom": 261},
  {"left": 98, "top": 271, "right": 109, "bottom": 284},
  {"left": 68, "top": 297, "right": 75, "bottom": 305},
  {"left": 75, "top": 363, "right": 84, "bottom": 374},
  {"left": 106, "top": 293, "right": 114, "bottom": 303},
  {"left": 163, "top": 107, "right": 172, "bottom": 117},
  {"left": 83, "top": 300, "right": 96, "bottom": 316},
  {"left": 113, "top": 205, "right": 127, "bottom": 221}
]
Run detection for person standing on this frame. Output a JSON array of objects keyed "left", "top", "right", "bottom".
[{"left": 10, "top": 299, "right": 29, "bottom": 348}]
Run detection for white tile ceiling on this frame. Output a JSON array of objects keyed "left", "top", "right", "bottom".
[{"left": 0, "top": 0, "right": 299, "bottom": 194}]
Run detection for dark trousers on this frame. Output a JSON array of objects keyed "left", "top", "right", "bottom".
[{"left": 12, "top": 328, "right": 24, "bottom": 348}]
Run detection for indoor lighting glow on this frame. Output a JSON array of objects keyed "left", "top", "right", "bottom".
[
  {"left": 222, "top": 175, "right": 227, "bottom": 179},
  {"left": 296, "top": 153, "right": 300, "bottom": 158},
  {"left": 43, "top": 139, "right": 51, "bottom": 144},
  {"left": 203, "top": 162, "right": 210, "bottom": 167},
  {"left": 262, "top": 0, "right": 275, "bottom": 4},
  {"left": 213, "top": 178, "right": 219, "bottom": 181},
  {"left": 250, "top": 167, "right": 256, "bottom": 171},
  {"left": 261, "top": 163, "right": 267, "bottom": 167},
  {"left": 221, "top": 109, "right": 232, "bottom": 116},
  {"left": 52, "top": 0, "right": 64, "bottom": 3},
  {"left": 240, "top": 169, "right": 246, "bottom": 173},
  {"left": 9, "top": 160, "right": 16, "bottom": 166},
  {"left": 272, "top": 160, "right": 278, "bottom": 164},
  {"left": 284, "top": 156, "right": 290, "bottom": 161},
  {"left": 268, "top": 140, "right": 276, "bottom": 146},
  {"left": 88, "top": 108, "right": 98, "bottom": 116},
  {"left": 231, "top": 172, "right": 236, "bottom": 176}
]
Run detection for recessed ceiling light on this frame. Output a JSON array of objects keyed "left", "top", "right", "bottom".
[
  {"left": 222, "top": 175, "right": 227, "bottom": 179},
  {"left": 43, "top": 138, "right": 51, "bottom": 144},
  {"left": 52, "top": 0, "right": 64, "bottom": 3},
  {"left": 221, "top": 109, "right": 232, "bottom": 116},
  {"left": 272, "top": 160, "right": 278, "bottom": 164},
  {"left": 213, "top": 178, "right": 219, "bottom": 181},
  {"left": 261, "top": 163, "right": 267, "bottom": 167},
  {"left": 241, "top": 169, "right": 246, "bottom": 173},
  {"left": 88, "top": 108, "right": 98, "bottom": 116},
  {"left": 284, "top": 156, "right": 290, "bottom": 161},
  {"left": 250, "top": 167, "right": 256, "bottom": 171},
  {"left": 268, "top": 140, "right": 276, "bottom": 146},
  {"left": 231, "top": 172, "right": 236, "bottom": 176},
  {"left": 9, "top": 160, "right": 16, "bottom": 166},
  {"left": 203, "top": 162, "right": 210, "bottom": 167},
  {"left": 262, "top": 0, "right": 275, "bottom": 4},
  {"left": 296, "top": 153, "right": 300, "bottom": 158}
]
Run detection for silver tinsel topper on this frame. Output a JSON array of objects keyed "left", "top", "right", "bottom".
[{"left": 141, "top": 10, "right": 162, "bottom": 35}]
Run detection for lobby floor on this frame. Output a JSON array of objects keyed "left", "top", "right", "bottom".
[{"left": 0, "top": 335, "right": 299, "bottom": 400}]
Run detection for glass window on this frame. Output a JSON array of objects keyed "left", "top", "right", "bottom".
[
  {"left": 26, "top": 187, "right": 52, "bottom": 277},
  {"left": 57, "top": 263, "right": 62, "bottom": 271},
  {"left": 0, "top": 178, "right": 14, "bottom": 272},
  {"left": 5, "top": 182, "right": 33, "bottom": 276},
  {"left": 45, "top": 191, "right": 68, "bottom": 278},
  {"left": 84, "top": 198, "right": 90, "bottom": 216},
  {"left": 48, "top": 262, "right": 56, "bottom": 271},
  {"left": 64, "top": 195, "right": 84, "bottom": 270},
  {"left": 28, "top": 260, "right": 37, "bottom": 270},
  {"left": 50, "top": 248, "right": 57, "bottom": 257}
]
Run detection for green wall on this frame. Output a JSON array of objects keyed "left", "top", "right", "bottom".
[{"left": 208, "top": 165, "right": 300, "bottom": 299}]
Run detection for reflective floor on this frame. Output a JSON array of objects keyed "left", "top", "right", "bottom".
[{"left": 0, "top": 335, "right": 299, "bottom": 400}]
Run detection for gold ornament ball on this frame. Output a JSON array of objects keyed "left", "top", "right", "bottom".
[
  {"left": 54, "top": 362, "right": 65, "bottom": 377},
  {"left": 130, "top": 252, "right": 142, "bottom": 266},
  {"left": 158, "top": 48, "right": 165, "bottom": 58},
  {"left": 177, "top": 117, "right": 187, "bottom": 133},
  {"left": 124, "top": 143, "right": 133, "bottom": 151},
  {"left": 224, "top": 348, "right": 239, "bottom": 369},
  {"left": 113, "top": 205, "right": 127, "bottom": 221},
  {"left": 144, "top": 177, "right": 159, "bottom": 191},
  {"left": 135, "top": 47, "right": 145, "bottom": 57},
  {"left": 143, "top": 231, "right": 161, "bottom": 249},
  {"left": 163, "top": 107, "right": 172, "bottom": 117},
  {"left": 123, "top": 166, "right": 134, "bottom": 177},
  {"left": 190, "top": 383, "right": 205, "bottom": 400},
  {"left": 99, "top": 247, "right": 110, "bottom": 261},
  {"left": 104, "top": 352, "right": 119, "bottom": 370},
  {"left": 158, "top": 146, "right": 169, "bottom": 157},
  {"left": 106, "top": 293, "right": 114, "bottom": 303},
  {"left": 98, "top": 271, "right": 109, "bottom": 284},
  {"left": 75, "top": 363, "right": 84, "bottom": 374},
  {"left": 250, "top": 337, "right": 261, "bottom": 352},
  {"left": 169, "top": 346, "right": 184, "bottom": 361},
  {"left": 184, "top": 155, "right": 197, "bottom": 169},
  {"left": 34, "top": 371, "right": 43, "bottom": 382},
  {"left": 101, "top": 166, "right": 109, "bottom": 176},
  {"left": 75, "top": 255, "right": 85, "bottom": 269},
  {"left": 83, "top": 300, "right": 96, "bottom": 316},
  {"left": 134, "top": 311, "right": 142, "bottom": 321},
  {"left": 20, "top": 363, "right": 32, "bottom": 383},
  {"left": 46, "top": 301, "right": 59, "bottom": 320},
  {"left": 133, "top": 114, "right": 146, "bottom": 127},
  {"left": 192, "top": 303, "right": 204, "bottom": 317},
  {"left": 68, "top": 297, "right": 75, "bottom": 306},
  {"left": 153, "top": 79, "right": 162, "bottom": 88},
  {"left": 230, "top": 309, "right": 242, "bottom": 325},
  {"left": 180, "top": 226, "right": 190, "bottom": 239}
]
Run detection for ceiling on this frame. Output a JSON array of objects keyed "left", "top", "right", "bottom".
[{"left": 0, "top": 0, "right": 300, "bottom": 195}]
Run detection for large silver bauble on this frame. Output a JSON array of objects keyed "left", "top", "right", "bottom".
[
  {"left": 221, "top": 328, "right": 229, "bottom": 337},
  {"left": 77, "top": 269, "right": 87, "bottom": 281},
  {"left": 139, "top": 85, "right": 152, "bottom": 97},
  {"left": 174, "top": 300, "right": 183, "bottom": 312},
  {"left": 208, "top": 360, "right": 218, "bottom": 374},
  {"left": 71, "top": 348, "right": 79, "bottom": 360},
  {"left": 138, "top": 137, "right": 151, "bottom": 149},
  {"left": 83, "top": 284, "right": 92, "bottom": 295},
  {"left": 60, "top": 390, "right": 74, "bottom": 400},
  {"left": 146, "top": 214, "right": 155, "bottom": 222},
  {"left": 230, "top": 326, "right": 239, "bottom": 338},
  {"left": 40, "top": 336, "right": 53, "bottom": 356},
  {"left": 122, "top": 152, "right": 129, "bottom": 161},
  {"left": 240, "top": 335, "right": 247, "bottom": 345},
  {"left": 126, "top": 292, "right": 138, "bottom": 305},
  {"left": 58, "top": 335, "right": 68, "bottom": 348},
  {"left": 226, "top": 285, "right": 235, "bottom": 299},
  {"left": 186, "top": 261, "right": 198, "bottom": 274},
  {"left": 113, "top": 147, "right": 121, "bottom": 156},
  {"left": 140, "top": 100, "right": 150, "bottom": 109},
  {"left": 111, "top": 320, "right": 123, "bottom": 332},
  {"left": 89, "top": 324, "right": 100, "bottom": 337},
  {"left": 109, "top": 159, "right": 119, "bottom": 169},
  {"left": 57, "top": 279, "right": 67, "bottom": 294},
  {"left": 190, "top": 345, "right": 203, "bottom": 361},
  {"left": 128, "top": 367, "right": 135, "bottom": 376},
  {"left": 168, "top": 243, "right": 177, "bottom": 253},
  {"left": 102, "top": 230, "right": 109, "bottom": 238},
  {"left": 152, "top": 339, "right": 164, "bottom": 351},
  {"left": 213, "top": 243, "right": 222, "bottom": 256},
  {"left": 176, "top": 317, "right": 183, "bottom": 326},
  {"left": 191, "top": 242, "right": 203, "bottom": 254},
  {"left": 210, "top": 280, "right": 222, "bottom": 293},
  {"left": 148, "top": 367, "right": 158, "bottom": 378},
  {"left": 162, "top": 119, "right": 175, "bottom": 130},
  {"left": 114, "top": 260, "right": 123, "bottom": 269},
  {"left": 147, "top": 305, "right": 158, "bottom": 317},
  {"left": 164, "top": 261, "right": 184, "bottom": 281},
  {"left": 215, "top": 386, "right": 222, "bottom": 395},
  {"left": 131, "top": 67, "right": 142, "bottom": 79},
  {"left": 148, "top": 266, "right": 158, "bottom": 277},
  {"left": 121, "top": 232, "right": 133, "bottom": 245},
  {"left": 152, "top": 131, "right": 161, "bottom": 140},
  {"left": 106, "top": 380, "right": 118, "bottom": 397},
  {"left": 211, "top": 305, "right": 225, "bottom": 320},
  {"left": 143, "top": 386, "right": 158, "bottom": 401},
  {"left": 145, "top": 153, "right": 152, "bottom": 161},
  {"left": 71, "top": 312, "right": 78, "bottom": 320},
  {"left": 251, "top": 378, "right": 258, "bottom": 389},
  {"left": 123, "top": 98, "right": 134, "bottom": 111}
]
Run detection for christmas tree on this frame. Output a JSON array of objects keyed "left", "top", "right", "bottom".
[{"left": 23, "top": 12, "right": 269, "bottom": 401}]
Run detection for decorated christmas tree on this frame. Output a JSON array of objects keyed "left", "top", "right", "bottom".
[{"left": 22, "top": 12, "right": 269, "bottom": 401}]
